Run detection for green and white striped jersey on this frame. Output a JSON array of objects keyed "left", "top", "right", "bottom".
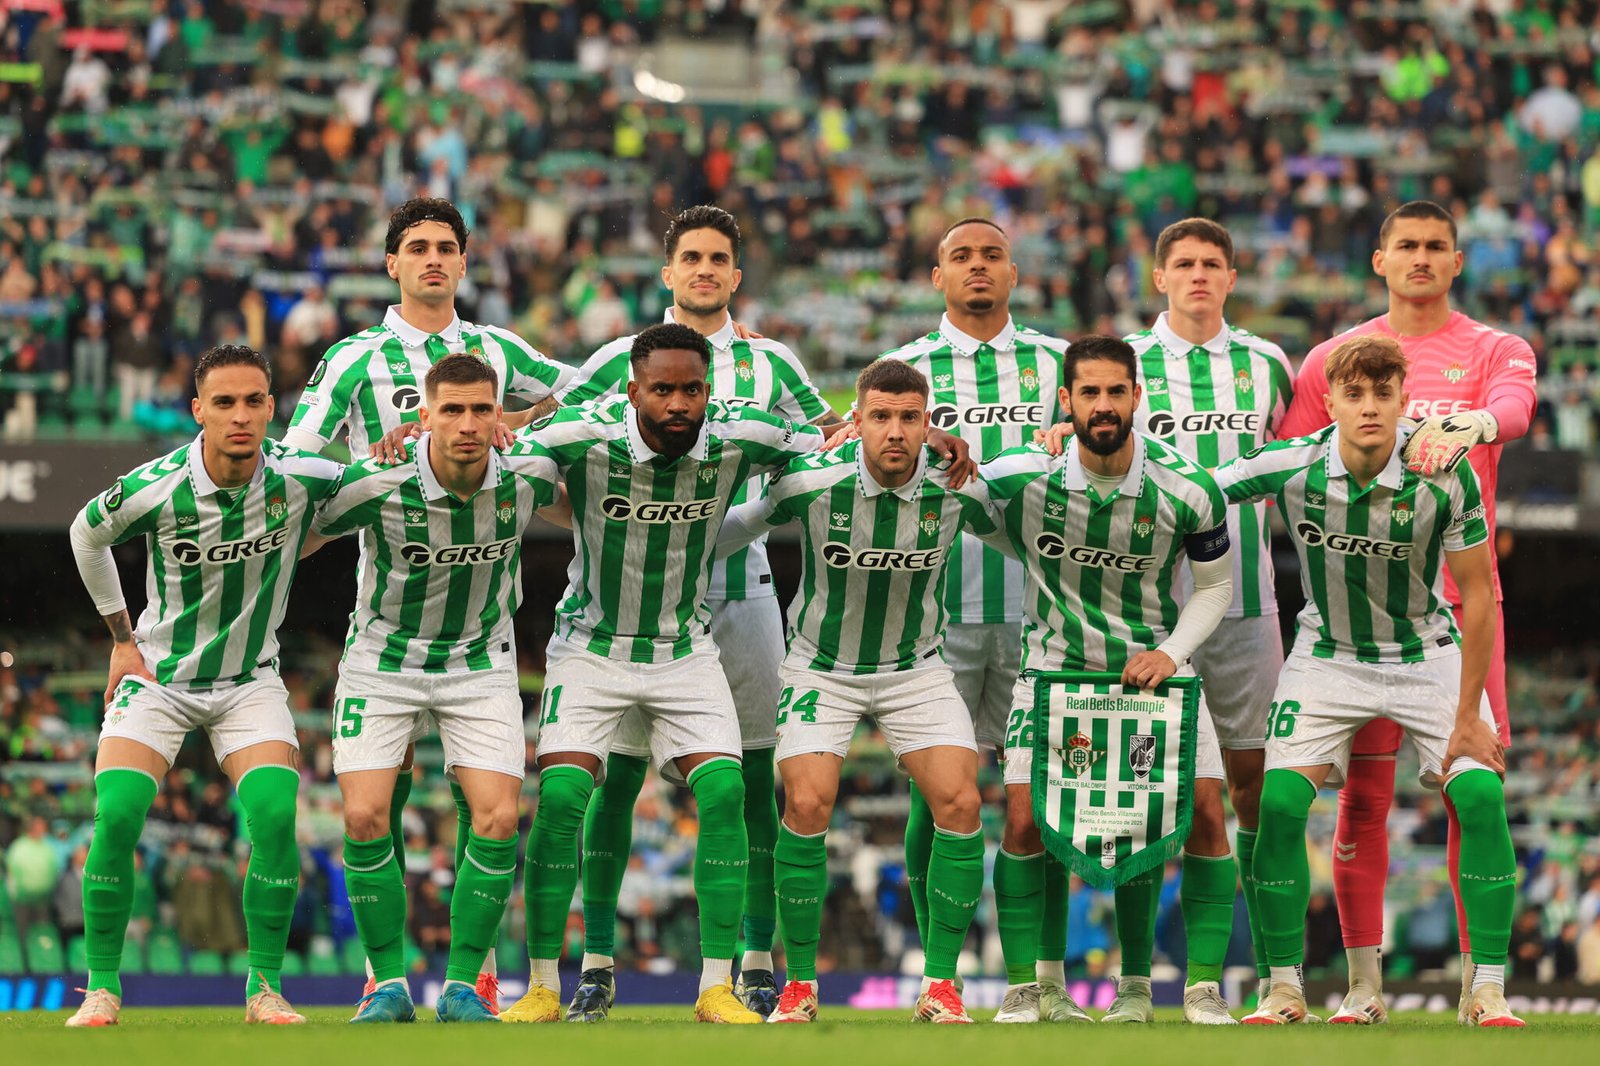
[
  {"left": 1127, "top": 314, "right": 1294, "bottom": 619},
  {"left": 75, "top": 436, "right": 344, "bottom": 688},
  {"left": 878, "top": 315, "right": 1068, "bottom": 625},
  {"left": 313, "top": 433, "right": 558, "bottom": 674},
  {"left": 718, "top": 441, "right": 997, "bottom": 675},
  {"left": 523, "top": 394, "right": 825, "bottom": 664},
  {"left": 1214, "top": 426, "right": 1488, "bottom": 663},
  {"left": 284, "top": 305, "right": 571, "bottom": 455},
  {"left": 558, "top": 312, "right": 830, "bottom": 601},
  {"left": 980, "top": 434, "right": 1229, "bottom": 674}
]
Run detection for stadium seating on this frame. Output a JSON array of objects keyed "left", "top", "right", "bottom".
[{"left": 23, "top": 925, "right": 64, "bottom": 973}]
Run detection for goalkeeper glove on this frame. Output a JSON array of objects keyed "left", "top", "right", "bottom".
[{"left": 1402, "top": 408, "right": 1498, "bottom": 476}]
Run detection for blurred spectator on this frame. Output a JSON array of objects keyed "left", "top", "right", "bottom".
[{"left": 6, "top": 815, "right": 62, "bottom": 933}]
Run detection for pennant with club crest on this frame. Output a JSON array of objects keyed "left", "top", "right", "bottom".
[{"left": 1031, "top": 671, "right": 1199, "bottom": 888}]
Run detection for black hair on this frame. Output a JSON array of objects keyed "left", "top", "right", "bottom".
[
  {"left": 663, "top": 205, "right": 741, "bottom": 264},
  {"left": 385, "top": 197, "right": 470, "bottom": 255},
  {"left": 630, "top": 322, "right": 712, "bottom": 371}
]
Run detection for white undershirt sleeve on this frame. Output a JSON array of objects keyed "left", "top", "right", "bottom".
[
  {"left": 70, "top": 511, "right": 128, "bottom": 617},
  {"left": 1155, "top": 552, "right": 1232, "bottom": 668}
]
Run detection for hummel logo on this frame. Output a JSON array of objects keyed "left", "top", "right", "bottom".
[{"left": 1335, "top": 841, "right": 1357, "bottom": 862}]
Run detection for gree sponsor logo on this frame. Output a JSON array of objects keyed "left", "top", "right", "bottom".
[
  {"left": 391, "top": 387, "right": 422, "bottom": 412},
  {"left": 1294, "top": 520, "right": 1411, "bottom": 559},
  {"left": 1145, "top": 411, "right": 1262, "bottom": 437},
  {"left": 398, "top": 537, "right": 519, "bottom": 566},
  {"left": 171, "top": 527, "right": 291, "bottom": 565},
  {"left": 599, "top": 496, "right": 721, "bottom": 523},
  {"left": 821, "top": 543, "right": 945, "bottom": 570},
  {"left": 929, "top": 403, "right": 1045, "bottom": 429},
  {"left": 1034, "top": 533, "right": 1154, "bottom": 571},
  {"left": 1407, "top": 398, "right": 1470, "bottom": 419}
]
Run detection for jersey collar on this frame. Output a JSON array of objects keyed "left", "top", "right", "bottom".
[
  {"left": 664, "top": 307, "right": 737, "bottom": 352},
  {"left": 414, "top": 430, "right": 504, "bottom": 501},
  {"left": 1152, "top": 311, "right": 1230, "bottom": 356},
  {"left": 857, "top": 445, "right": 927, "bottom": 500},
  {"left": 384, "top": 305, "right": 464, "bottom": 350},
  {"left": 939, "top": 312, "right": 1017, "bottom": 356},
  {"left": 625, "top": 404, "right": 710, "bottom": 463},
  {"left": 1061, "top": 432, "right": 1147, "bottom": 503},
  {"left": 188, "top": 433, "right": 266, "bottom": 496},
  {"left": 1325, "top": 426, "right": 1407, "bottom": 491}
]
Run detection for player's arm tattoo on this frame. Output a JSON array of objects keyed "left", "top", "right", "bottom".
[
  {"left": 103, "top": 609, "right": 135, "bottom": 644},
  {"left": 502, "top": 396, "right": 562, "bottom": 430}
]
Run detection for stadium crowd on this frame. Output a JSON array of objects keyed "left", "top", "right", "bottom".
[
  {"left": 3, "top": 636, "right": 1600, "bottom": 983},
  {"left": 3, "top": 1, "right": 1600, "bottom": 448}
]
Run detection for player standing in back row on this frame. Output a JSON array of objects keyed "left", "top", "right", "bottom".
[
  {"left": 556, "top": 206, "right": 841, "bottom": 1018},
  {"left": 1280, "top": 200, "right": 1537, "bottom": 1024},
  {"left": 874, "top": 217, "right": 1075, "bottom": 1017},
  {"left": 281, "top": 197, "right": 571, "bottom": 1011},
  {"left": 1125, "top": 218, "right": 1294, "bottom": 1019}
]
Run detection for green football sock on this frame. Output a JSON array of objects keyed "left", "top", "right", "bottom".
[
  {"left": 741, "top": 747, "right": 779, "bottom": 954},
  {"left": 1181, "top": 851, "right": 1237, "bottom": 985},
  {"left": 449, "top": 777, "right": 469, "bottom": 872},
  {"left": 1235, "top": 827, "right": 1269, "bottom": 979},
  {"left": 1445, "top": 770, "right": 1515, "bottom": 967},
  {"left": 688, "top": 760, "right": 748, "bottom": 961},
  {"left": 581, "top": 753, "right": 649, "bottom": 957},
  {"left": 775, "top": 824, "right": 828, "bottom": 982},
  {"left": 924, "top": 827, "right": 983, "bottom": 980},
  {"left": 83, "top": 768, "right": 158, "bottom": 997},
  {"left": 904, "top": 781, "right": 935, "bottom": 947},
  {"left": 993, "top": 849, "right": 1044, "bottom": 984},
  {"left": 1254, "top": 769, "right": 1316, "bottom": 967},
  {"left": 446, "top": 831, "right": 517, "bottom": 983},
  {"left": 525, "top": 765, "right": 594, "bottom": 959},
  {"left": 1114, "top": 870, "right": 1161, "bottom": 978},
  {"left": 390, "top": 769, "right": 413, "bottom": 867},
  {"left": 237, "top": 765, "right": 299, "bottom": 999},
  {"left": 1039, "top": 855, "right": 1068, "bottom": 963},
  {"left": 344, "top": 834, "right": 407, "bottom": 981}
]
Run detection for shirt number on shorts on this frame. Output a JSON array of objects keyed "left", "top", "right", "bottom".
[
  {"left": 1004, "top": 707, "right": 1033, "bottom": 750},
  {"left": 337, "top": 698, "right": 366, "bottom": 739},
  {"left": 111, "top": 679, "right": 145, "bottom": 710},
  {"left": 776, "top": 687, "right": 819, "bottom": 725},
  {"left": 540, "top": 684, "right": 563, "bottom": 727},
  {"left": 1266, "top": 699, "right": 1300, "bottom": 739}
]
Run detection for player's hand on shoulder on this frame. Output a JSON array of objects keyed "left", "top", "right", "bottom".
[
  {"left": 371, "top": 422, "right": 423, "bottom": 465},
  {"left": 731, "top": 320, "right": 766, "bottom": 341},
  {"left": 928, "top": 428, "right": 975, "bottom": 488},
  {"left": 1121, "top": 650, "right": 1177, "bottom": 691},
  {"left": 1032, "top": 420, "right": 1074, "bottom": 456},
  {"left": 822, "top": 422, "right": 859, "bottom": 451}
]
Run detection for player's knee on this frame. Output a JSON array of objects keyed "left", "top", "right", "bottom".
[
  {"left": 688, "top": 761, "right": 745, "bottom": 823},
  {"left": 1340, "top": 759, "right": 1396, "bottom": 819},
  {"left": 244, "top": 791, "right": 297, "bottom": 846},
  {"left": 1187, "top": 794, "right": 1229, "bottom": 853},
  {"left": 94, "top": 798, "right": 148, "bottom": 850},
  {"left": 1443, "top": 769, "right": 1504, "bottom": 827},
  {"left": 1001, "top": 811, "right": 1042, "bottom": 855},
  {"left": 343, "top": 801, "right": 392, "bottom": 842},
  {"left": 1257, "top": 772, "right": 1313, "bottom": 830},
  {"left": 472, "top": 801, "right": 519, "bottom": 840},
  {"left": 780, "top": 785, "right": 832, "bottom": 835},
  {"left": 930, "top": 785, "right": 981, "bottom": 836},
  {"left": 1227, "top": 776, "right": 1263, "bottom": 826}
]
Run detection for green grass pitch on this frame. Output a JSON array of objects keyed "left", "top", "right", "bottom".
[{"left": 4, "top": 1007, "right": 1597, "bottom": 1066}]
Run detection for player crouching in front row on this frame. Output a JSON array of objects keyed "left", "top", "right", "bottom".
[
  {"left": 1215, "top": 336, "right": 1522, "bottom": 1028},
  {"left": 717, "top": 360, "right": 992, "bottom": 1024}
]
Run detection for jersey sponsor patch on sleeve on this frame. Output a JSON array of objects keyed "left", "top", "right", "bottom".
[
  {"left": 1184, "top": 524, "right": 1230, "bottom": 561},
  {"left": 103, "top": 481, "right": 124, "bottom": 512}
]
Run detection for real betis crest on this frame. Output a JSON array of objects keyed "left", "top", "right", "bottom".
[
  {"left": 1146, "top": 376, "right": 1168, "bottom": 394},
  {"left": 1133, "top": 513, "right": 1155, "bottom": 538},
  {"left": 1392, "top": 500, "right": 1413, "bottom": 527},
  {"left": 266, "top": 495, "right": 287, "bottom": 521},
  {"left": 1033, "top": 672, "right": 1199, "bottom": 888},
  {"left": 699, "top": 464, "right": 719, "bottom": 484},
  {"left": 1444, "top": 363, "right": 1466, "bottom": 383},
  {"left": 736, "top": 357, "right": 754, "bottom": 381},
  {"left": 1019, "top": 367, "right": 1039, "bottom": 395},
  {"left": 497, "top": 502, "right": 515, "bottom": 526},
  {"left": 469, "top": 344, "right": 485, "bottom": 359},
  {"left": 919, "top": 508, "right": 940, "bottom": 535},
  {"left": 1235, "top": 368, "right": 1253, "bottom": 393}
]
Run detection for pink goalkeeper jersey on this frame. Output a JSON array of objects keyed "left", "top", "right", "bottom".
[{"left": 1281, "top": 311, "right": 1537, "bottom": 604}]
